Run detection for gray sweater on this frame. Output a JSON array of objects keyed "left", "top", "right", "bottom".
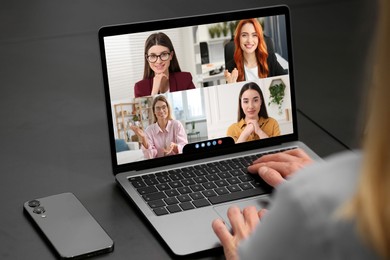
[{"left": 239, "top": 151, "right": 379, "bottom": 260}]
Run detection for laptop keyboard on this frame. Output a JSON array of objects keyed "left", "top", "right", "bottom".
[{"left": 129, "top": 147, "right": 297, "bottom": 216}]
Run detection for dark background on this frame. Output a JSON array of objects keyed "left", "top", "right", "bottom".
[{"left": 0, "top": 0, "right": 376, "bottom": 259}]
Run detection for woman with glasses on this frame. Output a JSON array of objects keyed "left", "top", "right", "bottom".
[
  {"left": 224, "top": 18, "right": 286, "bottom": 83},
  {"left": 227, "top": 82, "right": 280, "bottom": 143},
  {"left": 130, "top": 95, "right": 188, "bottom": 159},
  {"left": 134, "top": 32, "right": 195, "bottom": 98}
]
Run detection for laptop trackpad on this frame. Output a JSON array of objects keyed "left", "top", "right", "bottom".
[{"left": 213, "top": 197, "right": 270, "bottom": 229}]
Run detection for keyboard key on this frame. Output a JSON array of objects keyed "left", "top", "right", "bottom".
[
  {"left": 215, "top": 180, "right": 229, "bottom": 187},
  {"left": 181, "top": 179, "right": 196, "bottom": 186},
  {"left": 177, "top": 194, "right": 192, "bottom": 202},
  {"left": 157, "top": 176, "right": 171, "bottom": 183},
  {"left": 169, "top": 181, "right": 183, "bottom": 189},
  {"left": 129, "top": 176, "right": 142, "bottom": 182},
  {"left": 194, "top": 169, "right": 208, "bottom": 176},
  {"left": 227, "top": 184, "right": 241, "bottom": 193},
  {"left": 239, "top": 182, "right": 254, "bottom": 190},
  {"left": 167, "top": 204, "right": 182, "bottom": 213},
  {"left": 143, "top": 192, "right": 167, "bottom": 202},
  {"left": 218, "top": 172, "right": 232, "bottom": 179},
  {"left": 227, "top": 177, "right": 241, "bottom": 185},
  {"left": 137, "top": 186, "right": 158, "bottom": 195},
  {"left": 206, "top": 166, "right": 221, "bottom": 174},
  {"left": 145, "top": 178, "right": 159, "bottom": 186},
  {"left": 189, "top": 192, "right": 205, "bottom": 200},
  {"left": 178, "top": 187, "right": 192, "bottom": 194},
  {"left": 193, "top": 176, "right": 208, "bottom": 183},
  {"left": 148, "top": 200, "right": 165, "bottom": 208},
  {"left": 131, "top": 180, "right": 147, "bottom": 188},
  {"left": 217, "top": 164, "right": 232, "bottom": 171},
  {"left": 153, "top": 207, "right": 169, "bottom": 216},
  {"left": 164, "top": 197, "right": 179, "bottom": 205},
  {"left": 203, "top": 182, "right": 217, "bottom": 190},
  {"left": 209, "top": 188, "right": 267, "bottom": 205},
  {"left": 182, "top": 171, "right": 196, "bottom": 178},
  {"left": 215, "top": 187, "right": 229, "bottom": 195},
  {"left": 239, "top": 175, "right": 253, "bottom": 182},
  {"left": 179, "top": 202, "right": 195, "bottom": 211},
  {"left": 190, "top": 184, "right": 205, "bottom": 192},
  {"left": 193, "top": 199, "right": 211, "bottom": 208},
  {"left": 205, "top": 174, "right": 220, "bottom": 182},
  {"left": 170, "top": 173, "right": 184, "bottom": 181},
  {"left": 165, "top": 189, "right": 179, "bottom": 197},
  {"left": 202, "top": 190, "right": 217, "bottom": 197},
  {"left": 230, "top": 169, "right": 246, "bottom": 176},
  {"left": 156, "top": 183, "right": 170, "bottom": 191}
]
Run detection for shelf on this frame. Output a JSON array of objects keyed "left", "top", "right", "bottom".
[{"left": 114, "top": 98, "right": 154, "bottom": 142}]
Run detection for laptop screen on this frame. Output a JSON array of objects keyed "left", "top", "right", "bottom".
[{"left": 99, "top": 6, "right": 297, "bottom": 172}]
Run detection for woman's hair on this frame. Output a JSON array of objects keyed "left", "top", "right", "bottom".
[
  {"left": 143, "top": 32, "right": 182, "bottom": 79},
  {"left": 341, "top": 0, "right": 390, "bottom": 257},
  {"left": 233, "top": 18, "right": 269, "bottom": 81},
  {"left": 151, "top": 95, "right": 173, "bottom": 123},
  {"left": 237, "top": 82, "right": 268, "bottom": 122}
]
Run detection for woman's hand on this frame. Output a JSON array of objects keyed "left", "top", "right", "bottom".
[
  {"left": 129, "top": 125, "right": 148, "bottom": 148},
  {"left": 163, "top": 142, "right": 178, "bottom": 156},
  {"left": 224, "top": 68, "right": 238, "bottom": 83},
  {"left": 212, "top": 206, "right": 267, "bottom": 260},
  {"left": 152, "top": 73, "right": 169, "bottom": 95},
  {"left": 236, "top": 122, "right": 255, "bottom": 143},
  {"left": 249, "top": 119, "right": 269, "bottom": 139},
  {"left": 248, "top": 148, "right": 313, "bottom": 187}
]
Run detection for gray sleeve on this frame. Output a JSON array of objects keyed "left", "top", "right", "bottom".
[
  {"left": 237, "top": 151, "right": 364, "bottom": 260},
  {"left": 238, "top": 180, "right": 324, "bottom": 260}
]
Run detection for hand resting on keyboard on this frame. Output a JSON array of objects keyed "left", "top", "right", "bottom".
[{"left": 247, "top": 148, "right": 313, "bottom": 187}]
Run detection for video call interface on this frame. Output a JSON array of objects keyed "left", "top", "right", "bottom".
[{"left": 103, "top": 14, "right": 294, "bottom": 165}]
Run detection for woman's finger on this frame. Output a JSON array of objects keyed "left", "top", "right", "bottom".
[
  {"left": 212, "top": 218, "right": 233, "bottom": 247},
  {"left": 242, "top": 206, "right": 260, "bottom": 231},
  {"left": 258, "top": 166, "right": 286, "bottom": 187},
  {"left": 227, "top": 206, "right": 246, "bottom": 238}
]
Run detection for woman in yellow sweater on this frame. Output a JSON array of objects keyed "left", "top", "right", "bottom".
[{"left": 227, "top": 82, "right": 280, "bottom": 143}]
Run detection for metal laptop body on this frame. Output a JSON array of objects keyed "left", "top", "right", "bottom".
[{"left": 99, "top": 5, "right": 320, "bottom": 255}]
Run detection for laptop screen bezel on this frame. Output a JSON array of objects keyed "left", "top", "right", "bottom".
[{"left": 98, "top": 5, "right": 298, "bottom": 174}]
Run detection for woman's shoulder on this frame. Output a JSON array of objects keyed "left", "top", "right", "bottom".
[
  {"left": 135, "top": 78, "right": 150, "bottom": 85},
  {"left": 171, "top": 71, "right": 192, "bottom": 79},
  {"left": 228, "top": 119, "right": 244, "bottom": 129},
  {"left": 261, "top": 117, "right": 278, "bottom": 124}
]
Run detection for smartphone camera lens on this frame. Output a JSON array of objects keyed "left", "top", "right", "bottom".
[
  {"left": 33, "top": 206, "right": 46, "bottom": 214},
  {"left": 28, "top": 200, "right": 40, "bottom": 208}
]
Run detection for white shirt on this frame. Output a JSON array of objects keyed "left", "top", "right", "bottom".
[{"left": 244, "top": 65, "right": 258, "bottom": 81}]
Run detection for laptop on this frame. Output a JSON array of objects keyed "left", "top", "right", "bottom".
[{"left": 98, "top": 5, "right": 320, "bottom": 256}]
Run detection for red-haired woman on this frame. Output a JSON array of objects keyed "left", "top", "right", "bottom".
[{"left": 224, "top": 18, "right": 286, "bottom": 83}]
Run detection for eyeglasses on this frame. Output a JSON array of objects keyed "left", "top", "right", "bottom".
[
  {"left": 155, "top": 105, "right": 167, "bottom": 111},
  {"left": 145, "top": 52, "right": 171, "bottom": 63}
]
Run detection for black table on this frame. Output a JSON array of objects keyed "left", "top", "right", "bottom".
[{"left": 0, "top": 0, "right": 373, "bottom": 258}]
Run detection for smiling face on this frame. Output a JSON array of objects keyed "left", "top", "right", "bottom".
[
  {"left": 241, "top": 89, "right": 261, "bottom": 120},
  {"left": 147, "top": 45, "right": 173, "bottom": 75},
  {"left": 153, "top": 100, "right": 169, "bottom": 121},
  {"left": 239, "top": 22, "right": 259, "bottom": 56}
]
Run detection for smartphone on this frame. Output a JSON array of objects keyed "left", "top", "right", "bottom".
[{"left": 24, "top": 192, "right": 114, "bottom": 259}]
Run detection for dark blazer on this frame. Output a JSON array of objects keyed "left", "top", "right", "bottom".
[
  {"left": 134, "top": 72, "right": 195, "bottom": 98},
  {"left": 225, "top": 53, "right": 287, "bottom": 79}
]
